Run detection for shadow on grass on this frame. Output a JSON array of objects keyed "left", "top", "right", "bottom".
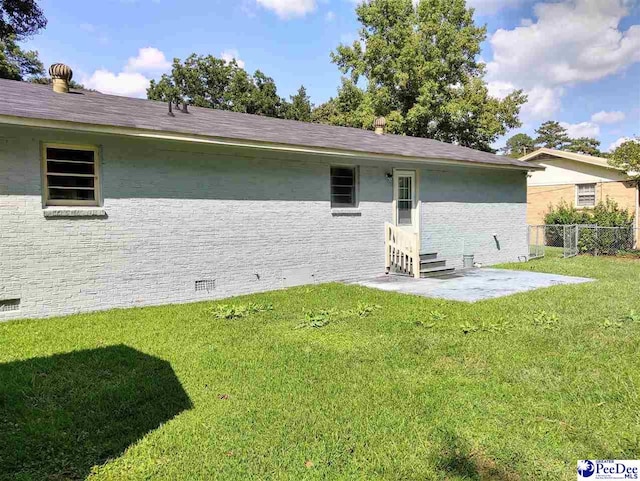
[
  {"left": 0, "top": 345, "right": 192, "bottom": 480},
  {"left": 435, "top": 430, "right": 521, "bottom": 480}
]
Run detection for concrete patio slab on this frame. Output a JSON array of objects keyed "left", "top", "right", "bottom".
[{"left": 355, "top": 268, "right": 594, "bottom": 302}]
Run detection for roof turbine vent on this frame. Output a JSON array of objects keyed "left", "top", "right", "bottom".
[
  {"left": 49, "top": 63, "right": 73, "bottom": 94},
  {"left": 374, "top": 116, "right": 386, "bottom": 135}
]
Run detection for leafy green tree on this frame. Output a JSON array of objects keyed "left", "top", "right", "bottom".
[
  {"left": 147, "top": 54, "right": 289, "bottom": 118},
  {"left": 0, "top": 35, "right": 43, "bottom": 80},
  {"left": 285, "top": 85, "right": 313, "bottom": 122},
  {"left": 608, "top": 137, "right": 640, "bottom": 179},
  {"left": 535, "top": 121, "right": 570, "bottom": 149},
  {"left": 503, "top": 133, "right": 535, "bottom": 158},
  {"left": 0, "top": 0, "right": 47, "bottom": 41},
  {"left": 327, "top": 0, "right": 526, "bottom": 151},
  {"left": 565, "top": 137, "right": 601, "bottom": 156}
]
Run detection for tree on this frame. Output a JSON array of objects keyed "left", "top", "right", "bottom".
[
  {"left": 0, "top": 0, "right": 47, "bottom": 41},
  {"left": 565, "top": 137, "right": 601, "bottom": 156},
  {"left": 326, "top": 0, "right": 526, "bottom": 151},
  {"left": 0, "top": 35, "right": 43, "bottom": 80},
  {"left": 286, "top": 85, "right": 313, "bottom": 122},
  {"left": 147, "top": 54, "right": 290, "bottom": 119},
  {"left": 535, "top": 121, "right": 570, "bottom": 149},
  {"left": 503, "top": 133, "right": 535, "bottom": 158},
  {"left": 608, "top": 137, "right": 640, "bottom": 179}
]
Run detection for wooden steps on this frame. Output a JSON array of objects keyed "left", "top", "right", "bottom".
[{"left": 419, "top": 253, "right": 455, "bottom": 278}]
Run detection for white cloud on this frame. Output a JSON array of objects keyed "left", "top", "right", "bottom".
[
  {"left": 79, "top": 23, "right": 96, "bottom": 32},
  {"left": 486, "top": 0, "right": 640, "bottom": 119},
  {"left": 125, "top": 47, "right": 171, "bottom": 73},
  {"left": 488, "top": 81, "right": 563, "bottom": 119},
  {"left": 255, "top": 0, "right": 316, "bottom": 18},
  {"left": 591, "top": 110, "right": 626, "bottom": 124},
  {"left": 82, "top": 70, "right": 150, "bottom": 97},
  {"left": 220, "top": 49, "right": 246, "bottom": 69},
  {"left": 326, "top": 10, "right": 336, "bottom": 22},
  {"left": 560, "top": 121, "right": 600, "bottom": 139},
  {"left": 82, "top": 47, "right": 171, "bottom": 98},
  {"left": 608, "top": 136, "right": 636, "bottom": 151}
]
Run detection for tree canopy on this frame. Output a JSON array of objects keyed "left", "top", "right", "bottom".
[
  {"left": 285, "top": 86, "right": 313, "bottom": 122},
  {"left": 147, "top": 55, "right": 295, "bottom": 119},
  {"left": 0, "top": 0, "right": 46, "bottom": 40},
  {"left": 565, "top": 137, "right": 601, "bottom": 156},
  {"left": 534, "top": 121, "right": 570, "bottom": 149},
  {"left": 0, "top": 35, "right": 43, "bottom": 80},
  {"left": 321, "top": 0, "right": 525, "bottom": 151},
  {"left": 0, "top": 0, "right": 46, "bottom": 81},
  {"left": 608, "top": 138, "right": 640, "bottom": 179},
  {"left": 503, "top": 133, "right": 535, "bottom": 158}
]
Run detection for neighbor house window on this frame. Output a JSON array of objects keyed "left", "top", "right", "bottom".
[
  {"left": 576, "top": 183, "right": 596, "bottom": 207},
  {"left": 43, "top": 144, "right": 100, "bottom": 206},
  {"left": 330, "top": 166, "right": 358, "bottom": 208}
]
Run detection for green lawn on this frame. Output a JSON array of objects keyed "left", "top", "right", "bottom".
[{"left": 1, "top": 255, "right": 639, "bottom": 480}]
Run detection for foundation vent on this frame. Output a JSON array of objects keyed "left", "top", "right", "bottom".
[
  {"left": 195, "top": 280, "right": 215, "bottom": 292},
  {"left": 0, "top": 298, "right": 20, "bottom": 312}
]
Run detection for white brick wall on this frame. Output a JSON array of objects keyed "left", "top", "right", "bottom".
[
  {"left": 0, "top": 126, "right": 528, "bottom": 320},
  {"left": 420, "top": 165, "right": 529, "bottom": 269}
]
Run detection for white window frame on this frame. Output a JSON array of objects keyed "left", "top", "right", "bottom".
[
  {"left": 330, "top": 165, "right": 359, "bottom": 208},
  {"left": 576, "top": 183, "right": 596, "bottom": 208},
  {"left": 42, "top": 143, "right": 101, "bottom": 207}
]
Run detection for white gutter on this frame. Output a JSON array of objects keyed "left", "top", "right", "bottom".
[{"left": 0, "top": 114, "right": 540, "bottom": 172}]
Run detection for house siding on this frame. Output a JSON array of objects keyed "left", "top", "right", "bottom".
[
  {"left": 527, "top": 181, "right": 638, "bottom": 225},
  {"left": 1, "top": 126, "right": 527, "bottom": 320},
  {"left": 419, "top": 166, "right": 528, "bottom": 269}
]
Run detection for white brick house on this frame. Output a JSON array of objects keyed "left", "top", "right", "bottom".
[{"left": 0, "top": 72, "right": 540, "bottom": 320}]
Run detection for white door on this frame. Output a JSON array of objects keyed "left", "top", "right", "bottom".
[{"left": 393, "top": 170, "right": 417, "bottom": 230}]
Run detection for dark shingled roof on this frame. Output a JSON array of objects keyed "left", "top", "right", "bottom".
[{"left": 0, "top": 78, "right": 538, "bottom": 170}]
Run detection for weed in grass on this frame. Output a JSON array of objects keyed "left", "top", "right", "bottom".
[
  {"left": 429, "top": 310, "right": 447, "bottom": 322},
  {"left": 600, "top": 319, "right": 623, "bottom": 329},
  {"left": 295, "top": 310, "right": 335, "bottom": 329},
  {"left": 211, "top": 302, "right": 273, "bottom": 319},
  {"left": 621, "top": 310, "right": 640, "bottom": 323},
  {"left": 532, "top": 310, "right": 560, "bottom": 330},
  {"left": 352, "top": 302, "right": 382, "bottom": 318},
  {"left": 460, "top": 322, "right": 479, "bottom": 334}
]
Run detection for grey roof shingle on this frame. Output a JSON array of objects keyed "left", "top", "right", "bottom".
[{"left": 0, "top": 78, "right": 538, "bottom": 170}]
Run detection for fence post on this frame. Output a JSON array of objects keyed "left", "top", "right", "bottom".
[
  {"left": 575, "top": 224, "right": 579, "bottom": 255},
  {"left": 595, "top": 226, "right": 599, "bottom": 256}
]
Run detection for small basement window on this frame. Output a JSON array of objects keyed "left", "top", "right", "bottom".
[
  {"left": 330, "top": 166, "right": 358, "bottom": 208},
  {"left": 576, "top": 183, "right": 596, "bottom": 207},
  {"left": 43, "top": 144, "right": 100, "bottom": 206}
]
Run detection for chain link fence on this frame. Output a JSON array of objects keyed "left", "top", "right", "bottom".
[{"left": 529, "top": 224, "right": 640, "bottom": 259}]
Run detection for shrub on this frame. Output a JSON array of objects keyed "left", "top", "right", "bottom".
[
  {"left": 544, "top": 198, "right": 635, "bottom": 253},
  {"left": 544, "top": 200, "right": 590, "bottom": 226}
]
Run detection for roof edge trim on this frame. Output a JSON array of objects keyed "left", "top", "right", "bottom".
[{"left": 0, "top": 114, "right": 541, "bottom": 171}]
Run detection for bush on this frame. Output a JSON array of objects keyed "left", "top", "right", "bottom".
[
  {"left": 544, "top": 200, "right": 591, "bottom": 226},
  {"left": 544, "top": 198, "right": 635, "bottom": 254}
]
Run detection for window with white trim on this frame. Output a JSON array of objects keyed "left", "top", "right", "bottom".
[
  {"left": 330, "top": 166, "right": 358, "bottom": 208},
  {"left": 576, "top": 183, "right": 596, "bottom": 207},
  {"left": 43, "top": 145, "right": 100, "bottom": 206}
]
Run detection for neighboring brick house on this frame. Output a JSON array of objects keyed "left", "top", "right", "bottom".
[
  {"left": 521, "top": 148, "right": 639, "bottom": 226},
  {"left": 0, "top": 66, "right": 540, "bottom": 320}
]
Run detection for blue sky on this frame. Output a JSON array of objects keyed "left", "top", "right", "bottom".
[{"left": 22, "top": 0, "right": 640, "bottom": 152}]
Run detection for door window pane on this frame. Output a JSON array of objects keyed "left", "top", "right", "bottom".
[{"left": 397, "top": 175, "right": 413, "bottom": 225}]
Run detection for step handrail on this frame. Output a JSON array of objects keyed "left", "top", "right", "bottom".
[{"left": 385, "top": 223, "right": 420, "bottom": 278}]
